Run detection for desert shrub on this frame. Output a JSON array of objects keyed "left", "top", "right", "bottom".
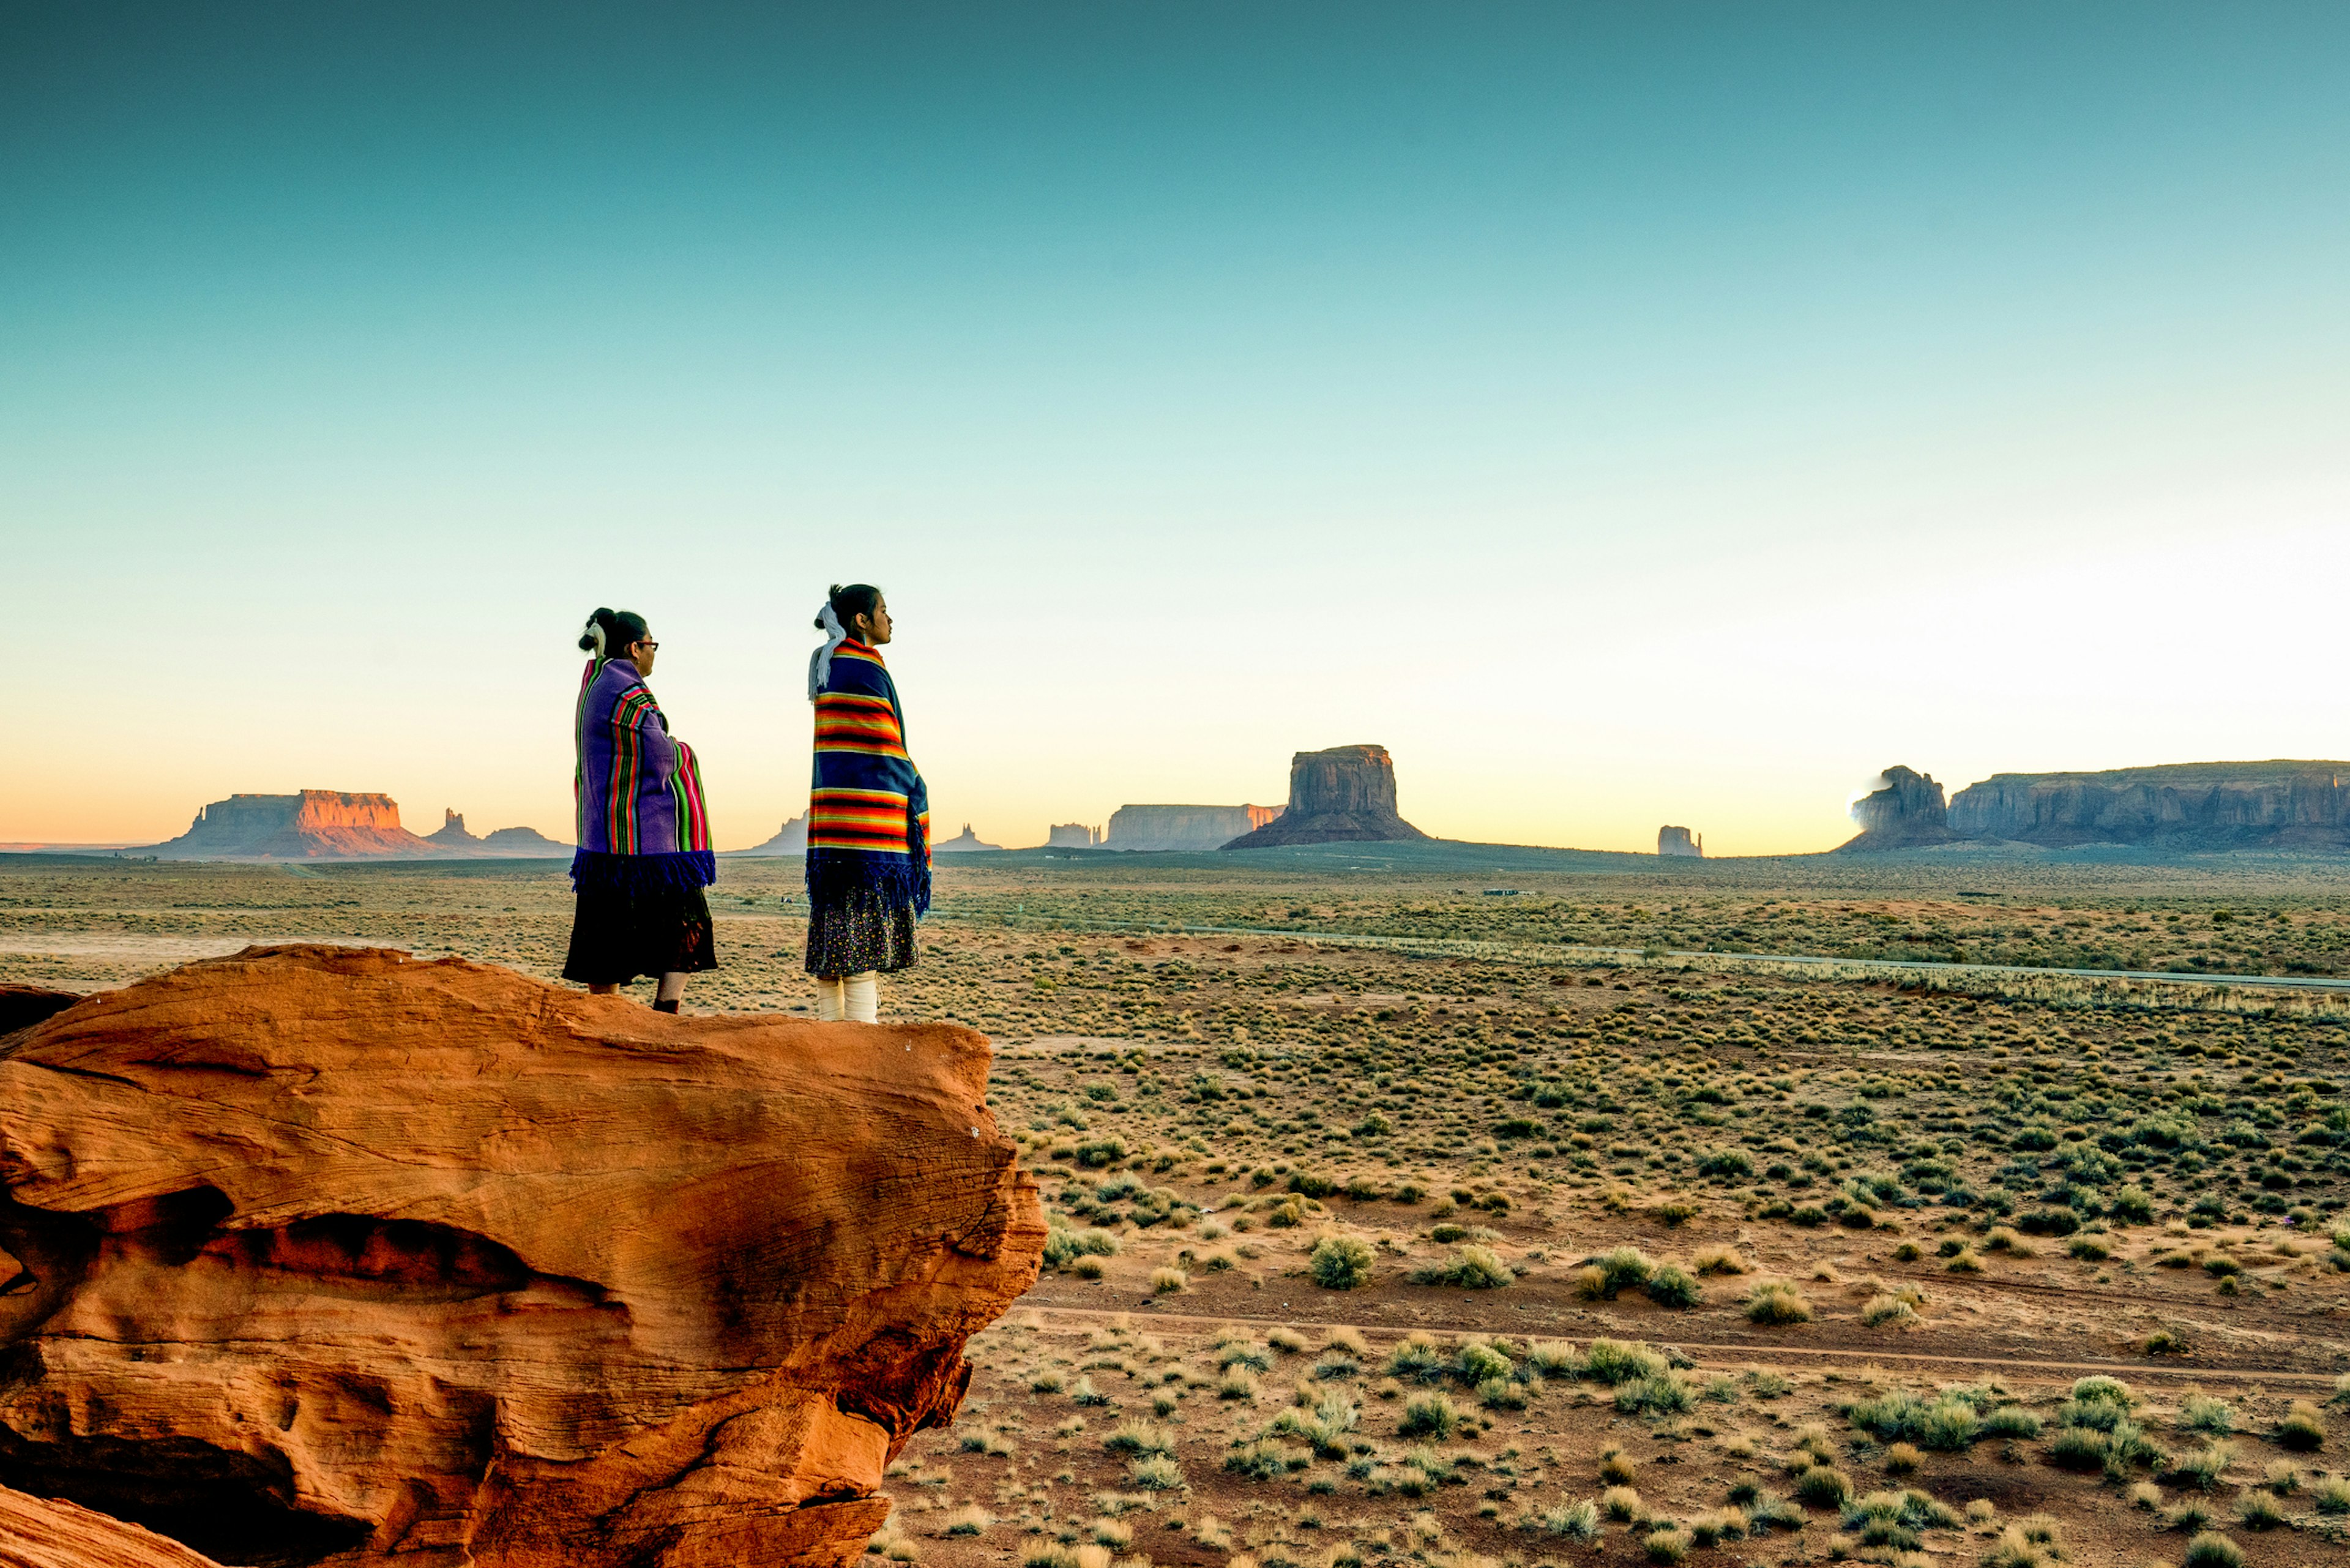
[
  {"left": 1882, "top": 1441, "right": 1922, "bottom": 1475},
  {"left": 943, "top": 1504, "right": 992, "bottom": 1536},
  {"left": 1745, "top": 1281, "right": 1813, "bottom": 1324},
  {"left": 1743, "top": 1489, "right": 1804, "bottom": 1533},
  {"left": 1601, "top": 1485, "right": 1645, "bottom": 1522},
  {"left": 1599, "top": 1448, "right": 1638, "bottom": 1484},
  {"left": 2183, "top": 1533, "right": 2245, "bottom": 1568},
  {"left": 2066, "top": 1235, "right": 2110, "bottom": 1261},
  {"left": 1642, "top": 1525, "right": 1691, "bottom": 1563},
  {"left": 1476, "top": 1375, "right": 1526, "bottom": 1411},
  {"left": 1149, "top": 1267, "right": 1187, "bottom": 1294},
  {"left": 2179, "top": 1393, "right": 2235, "bottom": 1434},
  {"left": 1308, "top": 1234, "right": 1375, "bottom": 1290},
  {"left": 1384, "top": 1332, "right": 1447, "bottom": 1384},
  {"left": 1841, "top": 1488, "right": 1960, "bottom": 1542},
  {"left": 1861, "top": 1292, "right": 1915, "bottom": 1327},
  {"left": 1615, "top": 1373, "right": 1695, "bottom": 1418},
  {"left": 1089, "top": 1520, "right": 1130, "bottom": 1550},
  {"left": 2164, "top": 1440, "right": 2233, "bottom": 1491},
  {"left": 2162, "top": 1497, "right": 2214, "bottom": 1532},
  {"left": 1269, "top": 1392, "right": 1360, "bottom": 1456},
  {"left": 1584, "top": 1339, "right": 1668, "bottom": 1386},
  {"left": 1588, "top": 1245, "right": 1655, "bottom": 1297},
  {"left": 1687, "top": 1507, "right": 1746, "bottom": 1547},
  {"left": 1693, "top": 1245, "right": 1750, "bottom": 1275},
  {"left": 1794, "top": 1465, "right": 1853, "bottom": 1507},
  {"left": 1217, "top": 1370, "right": 1259, "bottom": 1402},
  {"left": 2109, "top": 1186, "right": 2155, "bottom": 1223},
  {"left": 1645, "top": 1263, "right": 1703, "bottom": 1309},
  {"left": 1524, "top": 1339, "right": 1580, "bottom": 1378},
  {"left": 1267, "top": 1327, "right": 1308, "bottom": 1354},
  {"left": 1128, "top": 1454, "right": 1184, "bottom": 1491},
  {"left": 1696, "top": 1149, "right": 1754, "bottom": 1179},
  {"left": 1454, "top": 1340, "right": 1513, "bottom": 1384},
  {"left": 2277, "top": 1398, "right": 2327, "bottom": 1450},
  {"left": 1532, "top": 1499, "right": 1600, "bottom": 1541},
  {"left": 2311, "top": 1474, "right": 2350, "bottom": 1514},
  {"left": 1982, "top": 1525, "right": 2055, "bottom": 1568},
  {"left": 1945, "top": 1245, "right": 1984, "bottom": 1273},
  {"left": 1980, "top": 1406, "right": 2042, "bottom": 1440},
  {"left": 2236, "top": 1490, "right": 2288, "bottom": 1530},
  {"left": 1223, "top": 1441, "right": 1291, "bottom": 1480},
  {"left": 1410, "top": 1245, "right": 1513, "bottom": 1289},
  {"left": 1071, "top": 1376, "right": 1110, "bottom": 1406},
  {"left": 1103, "top": 1422, "right": 1177, "bottom": 1456},
  {"left": 2045, "top": 1427, "right": 2106, "bottom": 1471},
  {"left": 1398, "top": 1392, "right": 1459, "bottom": 1439}
]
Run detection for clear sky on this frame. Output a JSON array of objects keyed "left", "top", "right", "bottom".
[{"left": 5, "top": 2, "right": 2346, "bottom": 854}]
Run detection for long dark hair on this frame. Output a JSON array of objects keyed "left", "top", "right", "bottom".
[
  {"left": 579, "top": 607, "right": 649, "bottom": 657},
  {"left": 817, "top": 583, "right": 881, "bottom": 633}
]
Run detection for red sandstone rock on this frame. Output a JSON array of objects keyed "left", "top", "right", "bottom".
[
  {"left": 0, "top": 947, "right": 1043, "bottom": 1568},
  {"left": 148, "top": 791, "right": 442, "bottom": 860},
  {"left": 0, "top": 1484, "right": 230, "bottom": 1568},
  {"left": 1222, "top": 745, "right": 1426, "bottom": 848}
]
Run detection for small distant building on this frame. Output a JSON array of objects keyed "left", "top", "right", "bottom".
[
  {"left": 1046, "top": 823, "right": 1102, "bottom": 848},
  {"left": 1658, "top": 825, "right": 1703, "bottom": 857}
]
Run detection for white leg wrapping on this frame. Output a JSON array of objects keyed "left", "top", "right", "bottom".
[
  {"left": 845, "top": 972, "right": 879, "bottom": 1024},
  {"left": 814, "top": 976, "right": 846, "bottom": 1021}
]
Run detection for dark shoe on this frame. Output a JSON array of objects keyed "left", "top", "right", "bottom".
[{"left": 651, "top": 998, "right": 680, "bottom": 1014}]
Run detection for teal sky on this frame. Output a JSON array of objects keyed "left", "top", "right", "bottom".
[{"left": 6, "top": 3, "right": 2347, "bottom": 853}]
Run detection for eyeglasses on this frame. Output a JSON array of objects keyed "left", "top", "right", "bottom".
[{"left": 633, "top": 640, "right": 660, "bottom": 652}]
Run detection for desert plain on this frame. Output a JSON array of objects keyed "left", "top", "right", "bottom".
[{"left": 4, "top": 844, "right": 2348, "bottom": 1568}]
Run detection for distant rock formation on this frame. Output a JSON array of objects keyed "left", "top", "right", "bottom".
[
  {"left": 1658, "top": 825, "right": 1703, "bottom": 857},
  {"left": 146, "top": 791, "right": 438, "bottom": 861},
  {"left": 1947, "top": 761, "right": 2350, "bottom": 851},
  {"left": 1045, "top": 823, "right": 1100, "bottom": 848},
  {"left": 477, "top": 824, "right": 570, "bottom": 856},
  {"left": 1222, "top": 745, "right": 1427, "bottom": 849},
  {"left": 933, "top": 823, "right": 1004, "bottom": 853},
  {"left": 0, "top": 946, "right": 1042, "bottom": 1568},
  {"left": 1838, "top": 766, "right": 1959, "bottom": 853},
  {"left": 724, "top": 813, "right": 810, "bottom": 857},
  {"left": 1104, "top": 804, "right": 1280, "bottom": 851},
  {"left": 424, "top": 808, "right": 480, "bottom": 849}
]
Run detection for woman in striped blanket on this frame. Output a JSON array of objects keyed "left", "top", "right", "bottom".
[
  {"left": 563, "top": 607, "right": 718, "bottom": 1011},
  {"left": 805, "top": 583, "right": 929, "bottom": 1022}
]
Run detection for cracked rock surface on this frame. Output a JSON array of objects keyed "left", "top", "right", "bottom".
[{"left": 0, "top": 946, "right": 1042, "bottom": 1568}]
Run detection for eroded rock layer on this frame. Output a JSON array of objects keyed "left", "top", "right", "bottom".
[
  {"left": 1947, "top": 760, "right": 2350, "bottom": 850},
  {"left": 0, "top": 1483, "right": 230, "bottom": 1568},
  {"left": 1837, "top": 765, "right": 1958, "bottom": 852},
  {"left": 1221, "top": 746, "right": 1425, "bottom": 848},
  {"left": 0, "top": 947, "right": 1042, "bottom": 1568}
]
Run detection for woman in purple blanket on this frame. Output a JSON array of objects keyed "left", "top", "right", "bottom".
[{"left": 563, "top": 607, "right": 718, "bottom": 1011}]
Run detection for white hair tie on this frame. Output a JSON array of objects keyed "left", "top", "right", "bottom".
[
  {"left": 807, "top": 603, "right": 848, "bottom": 701},
  {"left": 583, "top": 617, "right": 608, "bottom": 657}
]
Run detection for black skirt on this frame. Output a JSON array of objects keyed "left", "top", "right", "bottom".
[
  {"left": 805, "top": 887, "right": 919, "bottom": 977},
  {"left": 562, "top": 884, "right": 718, "bottom": 986}
]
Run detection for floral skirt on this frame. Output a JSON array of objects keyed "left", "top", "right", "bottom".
[
  {"left": 805, "top": 887, "right": 918, "bottom": 977},
  {"left": 562, "top": 884, "right": 718, "bottom": 986}
]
